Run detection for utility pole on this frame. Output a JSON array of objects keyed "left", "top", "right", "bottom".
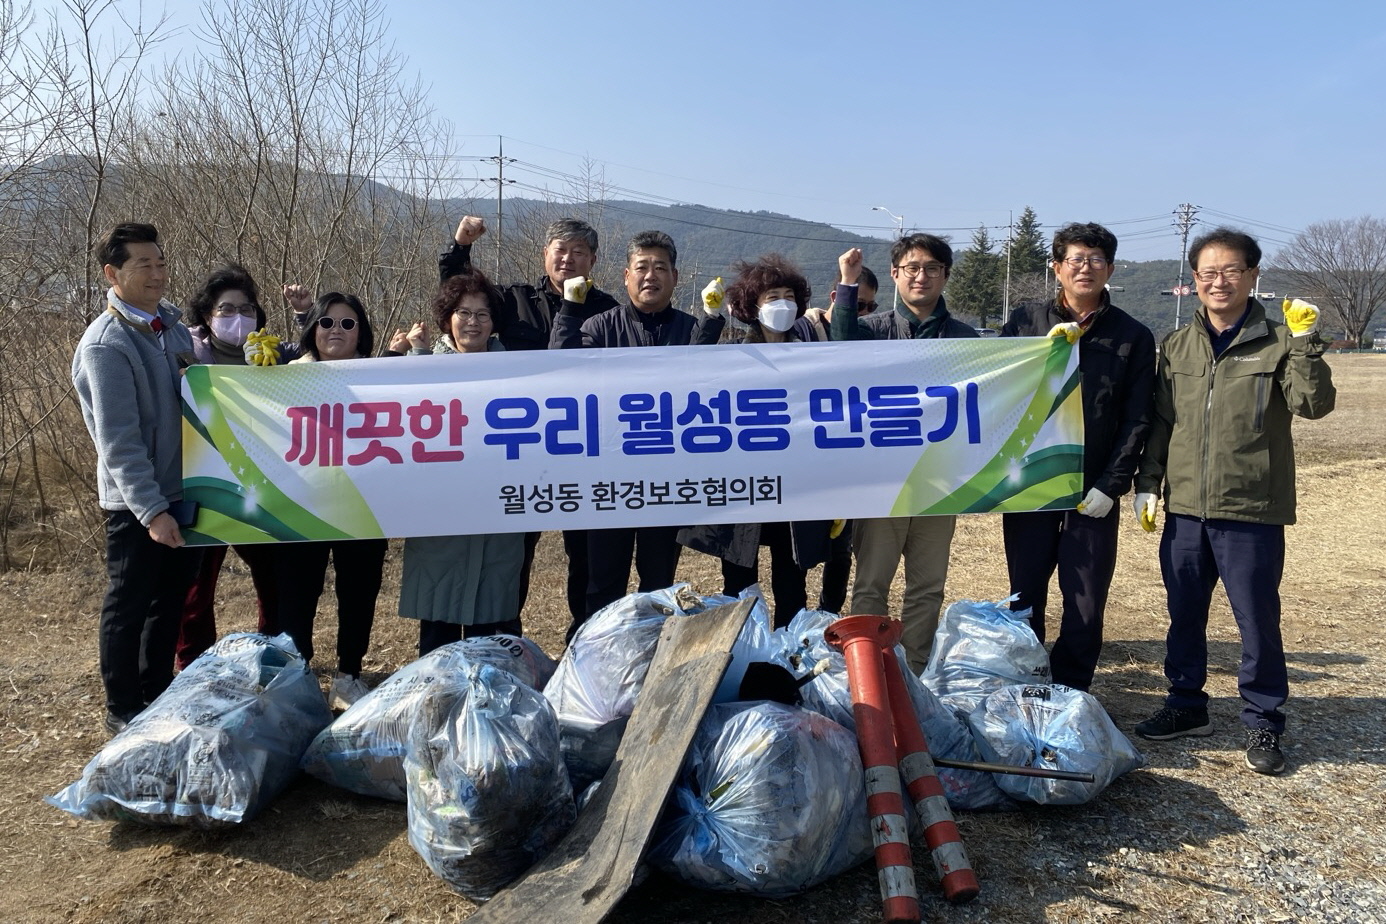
[
  {"left": 1172, "top": 203, "right": 1200, "bottom": 329},
  {"left": 872, "top": 206, "right": 904, "bottom": 309},
  {"left": 1003, "top": 210, "right": 1014, "bottom": 324},
  {"left": 486, "top": 135, "right": 516, "bottom": 278}
]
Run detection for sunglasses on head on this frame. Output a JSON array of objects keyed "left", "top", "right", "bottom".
[{"left": 317, "top": 316, "right": 357, "bottom": 331}]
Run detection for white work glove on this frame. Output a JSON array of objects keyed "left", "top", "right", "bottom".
[
  {"left": 1047, "top": 321, "right": 1084, "bottom": 344},
  {"left": 701, "top": 277, "right": 725, "bottom": 317},
  {"left": 1282, "top": 298, "right": 1319, "bottom": 337},
  {"left": 244, "top": 329, "right": 281, "bottom": 366},
  {"left": 1076, "top": 488, "right": 1113, "bottom": 518},
  {"left": 1133, "top": 492, "right": 1158, "bottom": 532},
  {"left": 563, "top": 275, "right": 594, "bottom": 304}
]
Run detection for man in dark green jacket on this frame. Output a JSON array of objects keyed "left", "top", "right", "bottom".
[{"left": 1131, "top": 228, "right": 1336, "bottom": 776}]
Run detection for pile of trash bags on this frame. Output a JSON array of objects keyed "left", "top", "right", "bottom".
[
  {"left": 47, "top": 633, "right": 331, "bottom": 828},
  {"left": 47, "top": 588, "right": 1148, "bottom": 902}
]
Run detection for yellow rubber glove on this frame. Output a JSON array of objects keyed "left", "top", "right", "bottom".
[
  {"left": 1282, "top": 298, "right": 1319, "bottom": 336},
  {"left": 829, "top": 519, "right": 846, "bottom": 539},
  {"left": 701, "top": 277, "right": 725, "bottom": 317},
  {"left": 1134, "top": 492, "right": 1158, "bottom": 533},
  {"left": 563, "top": 275, "right": 594, "bottom": 304},
  {"left": 244, "top": 329, "right": 281, "bottom": 367},
  {"left": 1047, "top": 321, "right": 1084, "bottom": 344}
]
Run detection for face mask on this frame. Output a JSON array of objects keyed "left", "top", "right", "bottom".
[
  {"left": 210, "top": 313, "right": 257, "bottom": 347},
  {"left": 758, "top": 297, "right": 798, "bottom": 333}
]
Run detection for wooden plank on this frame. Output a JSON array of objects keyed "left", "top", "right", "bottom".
[{"left": 467, "top": 598, "right": 753, "bottom": 924}]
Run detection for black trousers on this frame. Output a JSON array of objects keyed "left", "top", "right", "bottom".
[
  {"left": 1002, "top": 509, "right": 1119, "bottom": 691},
  {"left": 274, "top": 538, "right": 387, "bottom": 676},
  {"left": 515, "top": 530, "right": 588, "bottom": 625},
  {"left": 720, "top": 521, "right": 808, "bottom": 629},
  {"left": 582, "top": 526, "right": 682, "bottom": 628},
  {"left": 100, "top": 510, "right": 201, "bottom": 718},
  {"left": 818, "top": 521, "right": 853, "bottom": 615},
  {"left": 418, "top": 616, "right": 524, "bottom": 657}
]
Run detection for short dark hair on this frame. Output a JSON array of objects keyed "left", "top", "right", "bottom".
[
  {"left": 298, "top": 292, "right": 374, "bottom": 359},
  {"left": 834, "top": 265, "right": 879, "bottom": 290},
  {"left": 626, "top": 230, "right": 677, "bottom": 268},
  {"left": 95, "top": 222, "right": 161, "bottom": 269},
  {"left": 725, "top": 253, "right": 811, "bottom": 325},
  {"left": 1189, "top": 227, "right": 1262, "bottom": 270},
  {"left": 434, "top": 270, "right": 506, "bottom": 343},
  {"left": 1051, "top": 222, "right": 1117, "bottom": 263},
  {"left": 185, "top": 264, "right": 266, "bottom": 330},
  {"left": 546, "top": 218, "right": 599, "bottom": 252},
  {"left": 891, "top": 233, "right": 953, "bottom": 274}
]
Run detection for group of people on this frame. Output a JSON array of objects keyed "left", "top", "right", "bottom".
[{"left": 73, "top": 214, "right": 1335, "bottom": 777}]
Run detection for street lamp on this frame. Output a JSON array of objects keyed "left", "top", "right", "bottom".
[{"left": 872, "top": 206, "right": 904, "bottom": 308}]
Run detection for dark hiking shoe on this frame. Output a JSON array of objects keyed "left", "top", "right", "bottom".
[
  {"left": 1134, "top": 706, "right": 1214, "bottom": 740},
  {"left": 1245, "top": 729, "right": 1286, "bottom": 775},
  {"left": 103, "top": 711, "right": 130, "bottom": 735}
]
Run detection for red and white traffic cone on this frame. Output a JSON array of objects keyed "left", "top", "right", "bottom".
[
  {"left": 882, "top": 648, "right": 980, "bottom": 904},
  {"left": 825, "top": 615, "right": 920, "bottom": 924}
]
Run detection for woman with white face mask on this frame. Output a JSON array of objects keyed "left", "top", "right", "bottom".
[
  {"left": 678, "top": 254, "right": 836, "bottom": 628},
  {"left": 176, "top": 266, "right": 281, "bottom": 671}
]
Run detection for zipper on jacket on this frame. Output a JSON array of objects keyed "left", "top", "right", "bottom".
[
  {"left": 1253, "top": 373, "right": 1267, "bottom": 432},
  {"left": 1200, "top": 356, "right": 1218, "bottom": 519}
]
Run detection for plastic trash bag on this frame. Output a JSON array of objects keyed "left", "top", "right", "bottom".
[
  {"left": 770, "top": 609, "right": 1011, "bottom": 811},
  {"left": 544, "top": 585, "right": 707, "bottom": 789},
  {"left": 922, "top": 598, "right": 1051, "bottom": 717},
  {"left": 966, "top": 684, "right": 1146, "bottom": 805},
  {"left": 405, "top": 660, "right": 575, "bottom": 900},
  {"left": 47, "top": 632, "right": 331, "bottom": 827},
  {"left": 650, "top": 701, "right": 873, "bottom": 895},
  {"left": 302, "top": 635, "right": 556, "bottom": 801}
]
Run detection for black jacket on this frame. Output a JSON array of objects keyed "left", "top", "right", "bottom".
[
  {"left": 550, "top": 300, "right": 725, "bottom": 349},
  {"left": 1002, "top": 295, "right": 1156, "bottom": 498},
  {"left": 439, "top": 242, "right": 620, "bottom": 351},
  {"left": 829, "top": 285, "right": 978, "bottom": 341}
]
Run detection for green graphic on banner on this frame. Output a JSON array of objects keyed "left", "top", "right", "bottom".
[
  {"left": 181, "top": 365, "right": 382, "bottom": 545},
  {"left": 894, "top": 338, "right": 1084, "bottom": 515}
]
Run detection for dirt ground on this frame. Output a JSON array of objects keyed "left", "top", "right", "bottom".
[{"left": 2, "top": 354, "right": 1383, "bottom": 924}]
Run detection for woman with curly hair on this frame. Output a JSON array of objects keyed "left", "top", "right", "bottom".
[{"left": 679, "top": 254, "right": 835, "bottom": 627}]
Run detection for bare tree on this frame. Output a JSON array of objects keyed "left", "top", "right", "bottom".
[{"left": 1273, "top": 216, "right": 1386, "bottom": 346}]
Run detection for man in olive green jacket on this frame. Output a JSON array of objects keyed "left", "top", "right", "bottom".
[{"left": 1131, "top": 228, "right": 1335, "bottom": 776}]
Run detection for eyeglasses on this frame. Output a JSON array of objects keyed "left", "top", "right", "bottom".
[
  {"left": 317, "top": 316, "right": 358, "bottom": 331},
  {"left": 858, "top": 300, "right": 878, "bottom": 313},
  {"left": 1060, "top": 256, "right": 1109, "bottom": 269},
  {"left": 1193, "top": 266, "right": 1249, "bottom": 283},
  {"left": 212, "top": 302, "right": 259, "bottom": 317},
  {"left": 895, "top": 263, "right": 946, "bottom": 279},
  {"left": 454, "top": 309, "right": 492, "bottom": 324}
]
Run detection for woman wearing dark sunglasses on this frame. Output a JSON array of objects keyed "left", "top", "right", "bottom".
[{"left": 281, "top": 292, "right": 386, "bottom": 709}]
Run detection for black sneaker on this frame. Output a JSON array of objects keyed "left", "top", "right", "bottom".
[
  {"left": 1245, "top": 729, "right": 1286, "bottom": 775},
  {"left": 1134, "top": 706, "right": 1214, "bottom": 740},
  {"left": 103, "top": 712, "right": 129, "bottom": 735}
]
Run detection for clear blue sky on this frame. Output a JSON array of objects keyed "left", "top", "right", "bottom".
[
  {"left": 376, "top": 0, "right": 1386, "bottom": 261},
  {"left": 162, "top": 0, "right": 1386, "bottom": 262}
]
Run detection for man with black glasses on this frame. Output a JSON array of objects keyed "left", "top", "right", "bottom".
[
  {"left": 1000, "top": 222, "right": 1155, "bottom": 692},
  {"left": 1132, "top": 228, "right": 1335, "bottom": 776},
  {"left": 830, "top": 236, "right": 977, "bottom": 671}
]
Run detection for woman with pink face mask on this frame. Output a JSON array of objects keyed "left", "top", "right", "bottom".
[{"left": 176, "top": 266, "right": 281, "bottom": 670}]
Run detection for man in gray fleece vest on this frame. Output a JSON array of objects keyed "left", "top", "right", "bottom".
[{"left": 72, "top": 223, "right": 201, "bottom": 734}]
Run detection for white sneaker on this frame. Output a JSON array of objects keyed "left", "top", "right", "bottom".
[{"left": 329, "top": 673, "right": 370, "bottom": 711}]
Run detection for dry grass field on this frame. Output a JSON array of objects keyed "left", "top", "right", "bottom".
[{"left": 1, "top": 354, "right": 1382, "bottom": 924}]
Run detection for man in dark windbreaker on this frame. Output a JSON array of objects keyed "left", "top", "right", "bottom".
[
  {"left": 551, "top": 230, "right": 725, "bottom": 636},
  {"left": 1000, "top": 222, "right": 1155, "bottom": 692}
]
